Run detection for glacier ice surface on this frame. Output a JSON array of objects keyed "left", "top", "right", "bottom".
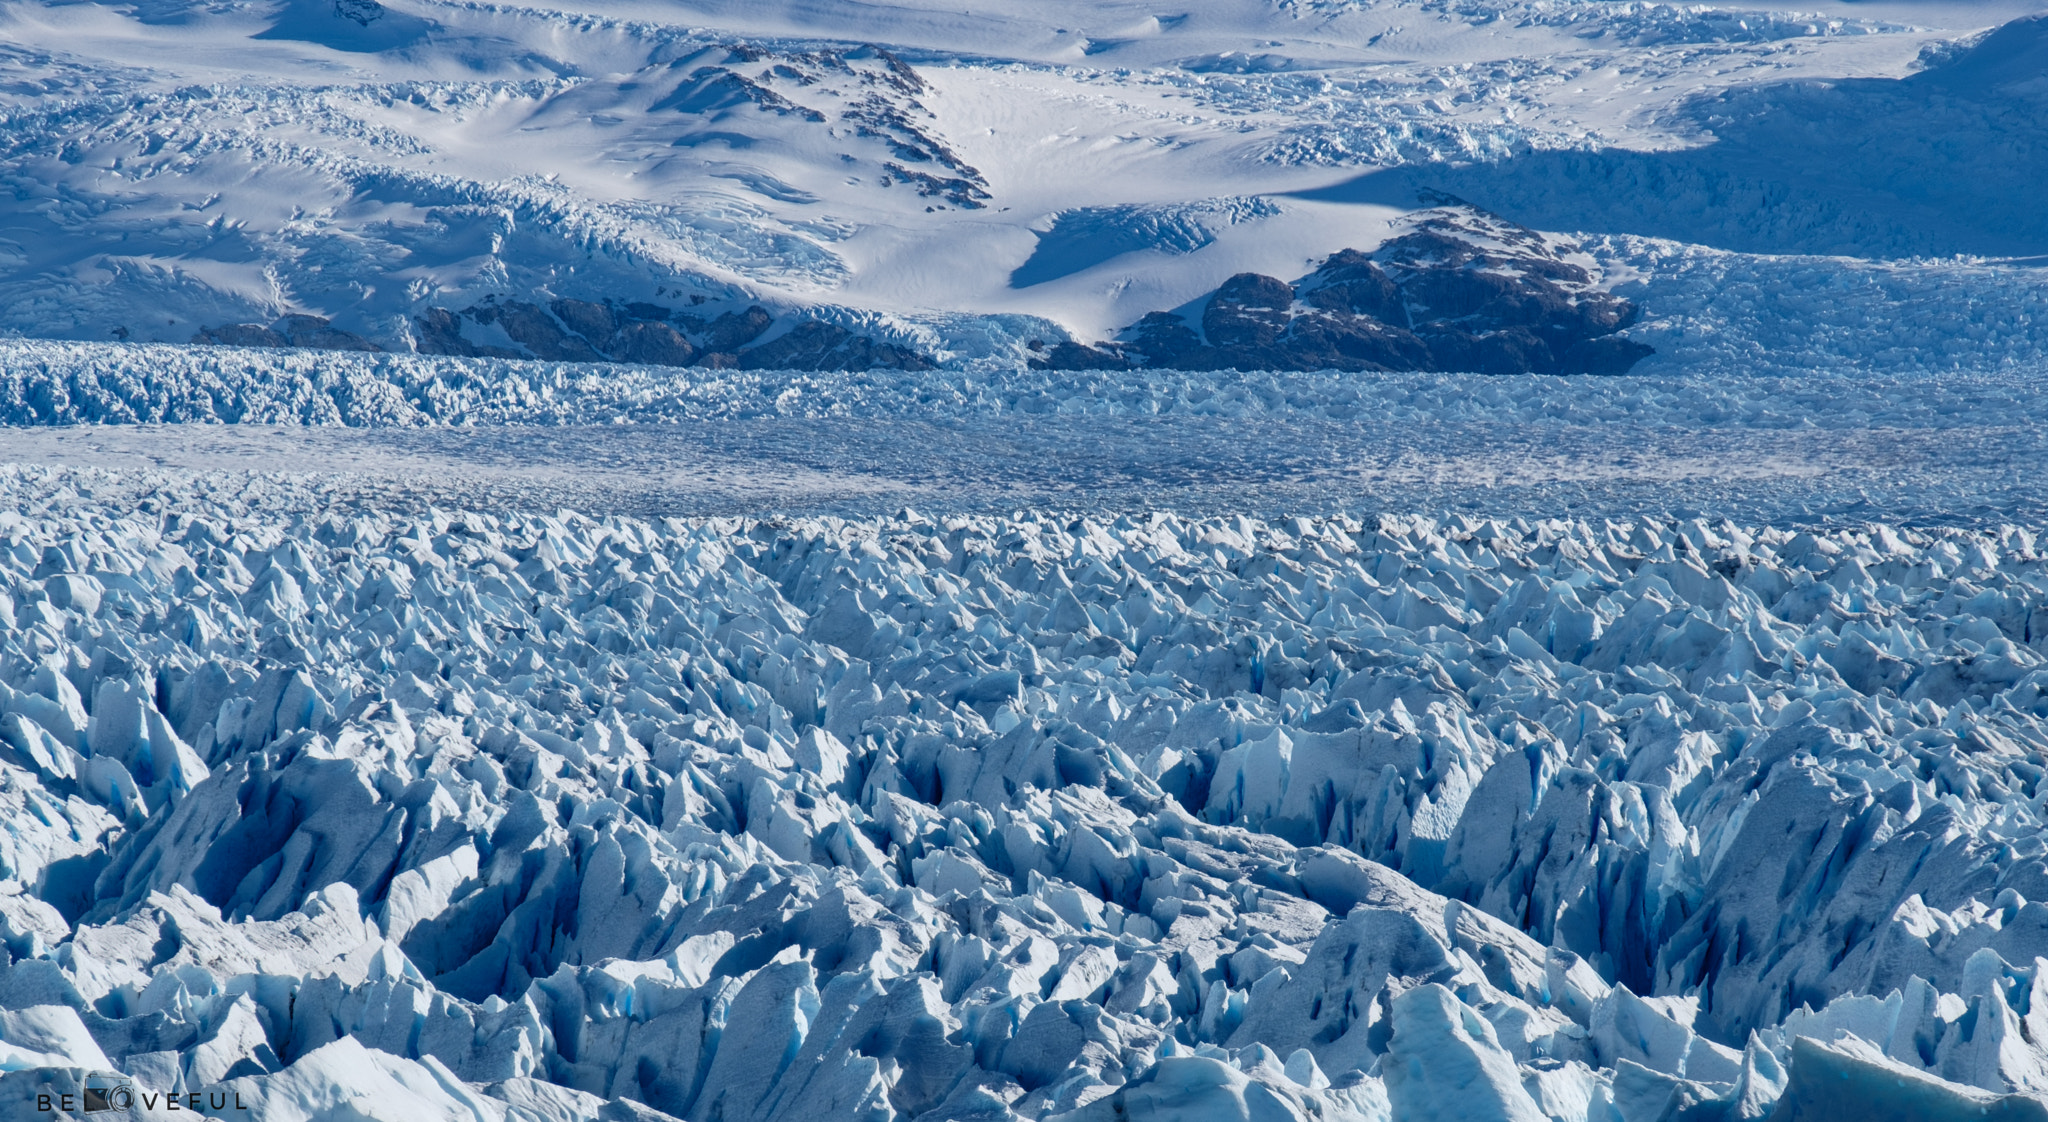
[{"left": 3, "top": 469, "right": 2048, "bottom": 1119}]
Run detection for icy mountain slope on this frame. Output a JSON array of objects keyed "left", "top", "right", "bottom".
[
  {"left": 5, "top": 483, "right": 2048, "bottom": 1120},
  {"left": 1, "top": 0, "right": 2043, "bottom": 354},
  {"left": 1322, "top": 13, "right": 2048, "bottom": 259},
  {"left": 4, "top": 196, "right": 2047, "bottom": 416},
  {"left": 1035, "top": 203, "right": 1656, "bottom": 375}
]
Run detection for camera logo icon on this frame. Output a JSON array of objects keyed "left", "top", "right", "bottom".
[{"left": 82, "top": 1077, "right": 133, "bottom": 1113}]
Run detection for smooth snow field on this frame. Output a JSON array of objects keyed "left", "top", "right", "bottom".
[{"left": 7, "top": 0, "right": 2048, "bottom": 1120}]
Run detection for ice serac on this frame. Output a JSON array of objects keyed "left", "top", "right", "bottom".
[
  {"left": 0, "top": 1005, "right": 114, "bottom": 1069},
  {"left": 1, "top": 490, "right": 2047, "bottom": 1120},
  {"left": 1765, "top": 1036, "right": 2048, "bottom": 1122},
  {"left": 1382, "top": 984, "right": 1548, "bottom": 1122},
  {"left": 219, "top": 1036, "right": 510, "bottom": 1122}
]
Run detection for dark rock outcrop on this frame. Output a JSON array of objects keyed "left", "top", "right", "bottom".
[
  {"left": 411, "top": 308, "right": 520, "bottom": 359},
  {"left": 1202, "top": 272, "right": 1295, "bottom": 348},
  {"left": 1036, "top": 201, "right": 1655, "bottom": 376},
  {"left": 192, "top": 323, "right": 287, "bottom": 349},
  {"left": 609, "top": 320, "right": 698, "bottom": 367},
  {"left": 414, "top": 300, "right": 929, "bottom": 371},
  {"left": 733, "top": 320, "right": 932, "bottom": 371},
  {"left": 468, "top": 301, "right": 604, "bottom": 362},
  {"left": 332, "top": 0, "right": 384, "bottom": 26},
  {"left": 548, "top": 298, "right": 615, "bottom": 344},
  {"left": 193, "top": 315, "right": 381, "bottom": 353},
  {"left": 1301, "top": 250, "right": 1404, "bottom": 321},
  {"left": 1028, "top": 339, "right": 1131, "bottom": 371},
  {"left": 701, "top": 305, "right": 775, "bottom": 351},
  {"left": 194, "top": 297, "right": 932, "bottom": 371}
]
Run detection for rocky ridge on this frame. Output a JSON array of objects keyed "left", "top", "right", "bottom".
[
  {"left": 195, "top": 299, "right": 935, "bottom": 373},
  {"left": 183, "top": 205, "right": 1652, "bottom": 377},
  {"left": 1036, "top": 203, "right": 1655, "bottom": 376}
]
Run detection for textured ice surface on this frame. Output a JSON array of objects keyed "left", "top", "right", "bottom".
[
  {"left": 5, "top": 342, "right": 2048, "bottom": 529},
  {"left": 4, "top": 468, "right": 2048, "bottom": 1118},
  {"left": 6, "top": 0, "right": 2048, "bottom": 1117},
  {"left": 1011, "top": 199, "right": 1283, "bottom": 289},
  {"left": 5, "top": 331, "right": 2047, "bottom": 428}
]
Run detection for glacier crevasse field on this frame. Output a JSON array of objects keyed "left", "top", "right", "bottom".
[{"left": 6, "top": 0, "right": 2048, "bottom": 1119}]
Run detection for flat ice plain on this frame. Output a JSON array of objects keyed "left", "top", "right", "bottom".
[{"left": 7, "top": 0, "right": 2048, "bottom": 1121}]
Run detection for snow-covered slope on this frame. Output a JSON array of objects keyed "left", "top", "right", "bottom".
[{"left": 2, "top": 0, "right": 2044, "bottom": 358}]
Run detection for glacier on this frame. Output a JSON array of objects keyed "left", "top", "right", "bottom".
[
  {"left": 3, "top": 464, "right": 2048, "bottom": 1120},
  {"left": 6, "top": 0, "right": 2048, "bottom": 1117}
]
